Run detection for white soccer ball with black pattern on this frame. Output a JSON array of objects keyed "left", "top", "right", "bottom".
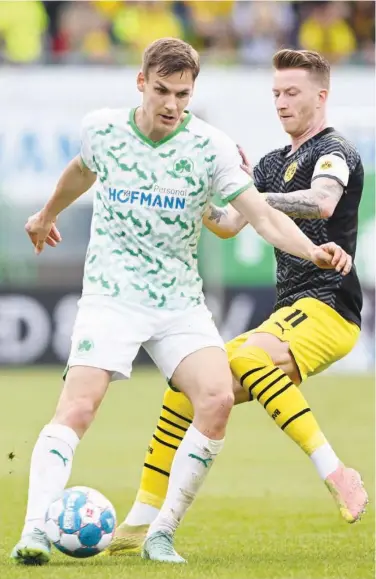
[{"left": 45, "top": 486, "right": 116, "bottom": 558}]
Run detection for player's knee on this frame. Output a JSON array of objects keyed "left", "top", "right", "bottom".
[
  {"left": 230, "top": 345, "right": 270, "bottom": 376},
  {"left": 196, "top": 387, "right": 234, "bottom": 425},
  {"left": 239, "top": 334, "right": 292, "bottom": 366},
  {"left": 53, "top": 367, "right": 109, "bottom": 436},
  {"left": 230, "top": 342, "right": 301, "bottom": 387}
]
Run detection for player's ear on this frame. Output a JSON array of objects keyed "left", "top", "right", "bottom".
[
  {"left": 137, "top": 71, "right": 145, "bottom": 94},
  {"left": 317, "top": 89, "right": 328, "bottom": 108}
]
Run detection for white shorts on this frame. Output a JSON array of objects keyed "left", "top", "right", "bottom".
[{"left": 67, "top": 295, "right": 225, "bottom": 380}]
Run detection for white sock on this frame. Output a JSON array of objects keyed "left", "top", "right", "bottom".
[
  {"left": 310, "top": 442, "right": 340, "bottom": 480},
  {"left": 124, "top": 502, "right": 160, "bottom": 526},
  {"left": 146, "top": 424, "right": 224, "bottom": 537},
  {"left": 22, "top": 424, "right": 79, "bottom": 536}
]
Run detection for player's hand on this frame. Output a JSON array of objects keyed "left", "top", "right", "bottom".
[
  {"left": 310, "top": 242, "right": 352, "bottom": 275},
  {"left": 25, "top": 211, "right": 62, "bottom": 255},
  {"left": 237, "top": 144, "right": 253, "bottom": 178}
]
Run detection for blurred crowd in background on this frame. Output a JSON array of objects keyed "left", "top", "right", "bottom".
[{"left": 0, "top": 0, "right": 374, "bottom": 66}]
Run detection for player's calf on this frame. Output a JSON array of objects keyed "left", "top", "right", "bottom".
[
  {"left": 12, "top": 367, "right": 110, "bottom": 565},
  {"left": 143, "top": 348, "right": 233, "bottom": 559}
]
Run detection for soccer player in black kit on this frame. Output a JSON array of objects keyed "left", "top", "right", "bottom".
[{"left": 102, "top": 49, "right": 368, "bottom": 556}]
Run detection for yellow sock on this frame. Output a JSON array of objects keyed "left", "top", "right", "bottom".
[
  {"left": 230, "top": 346, "right": 326, "bottom": 454},
  {"left": 136, "top": 387, "right": 193, "bottom": 509}
]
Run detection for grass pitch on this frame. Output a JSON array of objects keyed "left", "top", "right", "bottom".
[{"left": 0, "top": 367, "right": 374, "bottom": 579}]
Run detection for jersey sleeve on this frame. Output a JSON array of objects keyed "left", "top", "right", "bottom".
[
  {"left": 311, "top": 136, "right": 359, "bottom": 188},
  {"left": 211, "top": 135, "right": 253, "bottom": 203},
  {"left": 80, "top": 108, "right": 112, "bottom": 173},
  {"left": 253, "top": 155, "right": 268, "bottom": 192},
  {"left": 80, "top": 112, "right": 97, "bottom": 172}
]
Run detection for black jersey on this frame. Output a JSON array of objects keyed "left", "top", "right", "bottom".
[{"left": 254, "top": 127, "right": 363, "bottom": 327}]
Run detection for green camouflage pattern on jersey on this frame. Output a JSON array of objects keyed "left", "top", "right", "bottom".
[{"left": 80, "top": 108, "right": 250, "bottom": 310}]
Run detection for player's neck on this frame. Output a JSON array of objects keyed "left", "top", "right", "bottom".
[
  {"left": 135, "top": 107, "right": 186, "bottom": 142},
  {"left": 290, "top": 119, "right": 328, "bottom": 154}
]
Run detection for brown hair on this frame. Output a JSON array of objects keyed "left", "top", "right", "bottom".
[
  {"left": 273, "top": 49, "right": 330, "bottom": 88},
  {"left": 142, "top": 37, "right": 200, "bottom": 81}
]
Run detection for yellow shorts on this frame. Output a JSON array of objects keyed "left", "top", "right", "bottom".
[{"left": 226, "top": 297, "right": 360, "bottom": 382}]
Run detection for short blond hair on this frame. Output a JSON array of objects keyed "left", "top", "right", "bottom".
[
  {"left": 142, "top": 38, "right": 200, "bottom": 80},
  {"left": 273, "top": 49, "right": 330, "bottom": 88}
]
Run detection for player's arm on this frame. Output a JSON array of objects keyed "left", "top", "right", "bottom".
[
  {"left": 202, "top": 203, "right": 247, "bottom": 238},
  {"left": 203, "top": 144, "right": 265, "bottom": 238},
  {"left": 263, "top": 177, "right": 344, "bottom": 219},
  {"left": 240, "top": 148, "right": 348, "bottom": 219},
  {"left": 25, "top": 157, "right": 96, "bottom": 254},
  {"left": 25, "top": 111, "right": 101, "bottom": 254},
  {"left": 213, "top": 138, "right": 351, "bottom": 272},
  {"left": 44, "top": 156, "right": 96, "bottom": 218},
  {"left": 231, "top": 186, "right": 315, "bottom": 260},
  {"left": 231, "top": 185, "right": 351, "bottom": 272}
]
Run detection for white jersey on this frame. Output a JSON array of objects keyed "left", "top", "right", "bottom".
[{"left": 80, "top": 107, "right": 252, "bottom": 310}]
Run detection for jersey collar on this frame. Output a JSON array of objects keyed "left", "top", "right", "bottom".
[
  {"left": 284, "top": 127, "right": 336, "bottom": 158},
  {"left": 129, "top": 108, "right": 192, "bottom": 148}
]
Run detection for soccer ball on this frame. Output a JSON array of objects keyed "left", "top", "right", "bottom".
[{"left": 45, "top": 486, "right": 116, "bottom": 558}]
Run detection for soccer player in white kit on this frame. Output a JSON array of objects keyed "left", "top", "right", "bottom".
[{"left": 12, "top": 38, "right": 352, "bottom": 565}]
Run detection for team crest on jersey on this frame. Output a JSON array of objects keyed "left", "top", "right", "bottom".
[
  {"left": 284, "top": 161, "right": 298, "bottom": 182},
  {"left": 320, "top": 160, "right": 332, "bottom": 170},
  {"left": 173, "top": 157, "right": 194, "bottom": 175},
  {"left": 77, "top": 339, "right": 94, "bottom": 354}
]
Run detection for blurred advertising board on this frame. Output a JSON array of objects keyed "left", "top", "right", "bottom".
[{"left": 0, "top": 287, "right": 373, "bottom": 372}]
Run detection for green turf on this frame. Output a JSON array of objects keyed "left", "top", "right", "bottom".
[{"left": 0, "top": 368, "right": 374, "bottom": 579}]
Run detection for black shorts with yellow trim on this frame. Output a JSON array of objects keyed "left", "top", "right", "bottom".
[{"left": 225, "top": 297, "right": 360, "bottom": 382}]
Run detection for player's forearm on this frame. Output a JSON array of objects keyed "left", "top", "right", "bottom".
[
  {"left": 232, "top": 193, "right": 316, "bottom": 261},
  {"left": 43, "top": 156, "right": 96, "bottom": 219},
  {"left": 203, "top": 204, "right": 248, "bottom": 238},
  {"left": 263, "top": 190, "right": 322, "bottom": 218},
  {"left": 256, "top": 206, "right": 317, "bottom": 260}
]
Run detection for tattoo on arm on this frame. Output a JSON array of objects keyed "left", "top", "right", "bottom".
[
  {"left": 265, "top": 178, "right": 344, "bottom": 219},
  {"left": 207, "top": 205, "right": 228, "bottom": 224},
  {"left": 265, "top": 192, "right": 322, "bottom": 218}
]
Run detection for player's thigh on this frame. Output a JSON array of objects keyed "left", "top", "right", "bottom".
[
  {"left": 68, "top": 296, "right": 153, "bottom": 381},
  {"left": 249, "top": 298, "right": 360, "bottom": 382},
  {"left": 145, "top": 304, "right": 233, "bottom": 404},
  {"left": 224, "top": 332, "right": 264, "bottom": 398},
  {"left": 244, "top": 332, "right": 301, "bottom": 384},
  {"left": 284, "top": 298, "right": 360, "bottom": 379},
  {"left": 225, "top": 327, "right": 301, "bottom": 388}
]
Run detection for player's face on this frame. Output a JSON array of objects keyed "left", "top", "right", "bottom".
[
  {"left": 137, "top": 68, "right": 194, "bottom": 135},
  {"left": 272, "top": 69, "right": 327, "bottom": 137}
]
